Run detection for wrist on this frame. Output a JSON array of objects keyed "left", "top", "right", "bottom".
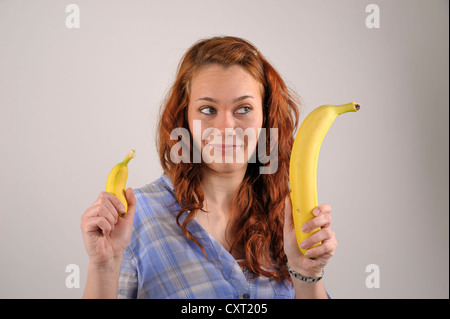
[
  {"left": 84, "top": 258, "right": 122, "bottom": 299},
  {"left": 88, "top": 255, "right": 123, "bottom": 272},
  {"left": 286, "top": 262, "right": 324, "bottom": 282}
]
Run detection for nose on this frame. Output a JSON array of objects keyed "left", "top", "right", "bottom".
[{"left": 215, "top": 111, "right": 236, "bottom": 136}]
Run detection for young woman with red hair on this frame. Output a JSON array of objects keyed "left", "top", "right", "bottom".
[{"left": 81, "top": 36, "right": 337, "bottom": 299}]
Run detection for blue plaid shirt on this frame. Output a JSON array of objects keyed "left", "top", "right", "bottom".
[{"left": 118, "top": 174, "right": 295, "bottom": 299}]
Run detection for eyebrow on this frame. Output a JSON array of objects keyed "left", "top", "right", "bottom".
[{"left": 196, "top": 95, "right": 254, "bottom": 104}]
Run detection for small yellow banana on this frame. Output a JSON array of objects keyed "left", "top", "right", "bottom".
[
  {"left": 289, "top": 102, "right": 360, "bottom": 256},
  {"left": 105, "top": 149, "right": 136, "bottom": 216}
]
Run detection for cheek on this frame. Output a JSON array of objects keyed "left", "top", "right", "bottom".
[
  {"left": 189, "top": 119, "right": 220, "bottom": 152},
  {"left": 187, "top": 108, "right": 202, "bottom": 142},
  {"left": 186, "top": 107, "right": 195, "bottom": 132},
  {"left": 253, "top": 104, "right": 264, "bottom": 128},
  {"left": 188, "top": 118, "right": 202, "bottom": 147},
  {"left": 244, "top": 112, "right": 264, "bottom": 134}
]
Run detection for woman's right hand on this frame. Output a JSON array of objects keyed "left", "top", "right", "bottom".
[{"left": 81, "top": 188, "right": 136, "bottom": 265}]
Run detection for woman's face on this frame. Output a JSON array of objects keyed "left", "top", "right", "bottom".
[{"left": 187, "top": 64, "right": 264, "bottom": 175}]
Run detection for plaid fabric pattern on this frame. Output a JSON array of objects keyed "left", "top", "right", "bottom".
[{"left": 118, "top": 174, "right": 294, "bottom": 299}]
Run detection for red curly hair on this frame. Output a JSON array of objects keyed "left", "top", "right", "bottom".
[{"left": 157, "top": 36, "right": 300, "bottom": 281}]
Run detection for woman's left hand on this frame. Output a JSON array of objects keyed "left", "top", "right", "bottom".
[{"left": 283, "top": 196, "right": 338, "bottom": 277}]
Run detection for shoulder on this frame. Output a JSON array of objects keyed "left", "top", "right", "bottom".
[
  {"left": 134, "top": 174, "right": 175, "bottom": 200},
  {"left": 130, "top": 174, "right": 181, "bottom": 235},
  {"left": 133, "top": 174, "right": 178, "bottom": 215}
]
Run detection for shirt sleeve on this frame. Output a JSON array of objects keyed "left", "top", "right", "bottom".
[{"left": 118, "top": 247, "right": 138, "bottom": 299}]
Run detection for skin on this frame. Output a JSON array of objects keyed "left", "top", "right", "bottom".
[{"left": 80, "top": 64, "right": 337, "bottom": 299}]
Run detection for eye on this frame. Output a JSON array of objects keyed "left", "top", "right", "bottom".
[
  {"left": 235, "top": 106, "right": 252, "bottom": 114},
  {"left": 200, "top": 106, "right": 216, "bottom": 115}
]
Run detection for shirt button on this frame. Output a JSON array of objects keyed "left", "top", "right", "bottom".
[{"left": 242, "top": 293, "right": 250, "bottom": 299}]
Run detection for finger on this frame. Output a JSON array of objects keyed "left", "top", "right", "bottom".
[
  {"left": 304, "top": 236, "right": 337, "bottom": 259},
  {"left": 96, "top": 204, "right": 118, "bottom": 231},
  {"left": 102, "top": 199, "right": 120, "bottom": 224},
  {"left": 300, "top": 227, "right": 334, "bottom": 250},
  {"left": 96, "top": 216, "right": 113, "bottom": 236},
  {"left": 100, "top": 191, "right": 127, "bottom": 215},
  {"left": 94, "top": 196, "right": 120, "bottom": 224},
  {"left": 313, "top": 204, "right": 332, "bottom": 216},
  {"left": 86, "top": 197, "right": 118, "bottom": 227},
  {"left": 82, "top": 216, "right": 113, "bottom": 236},
  {"left": 82, "top": 194, "right": 120, "bottom": 230},
  {"left": 301, "top": 213, "right": 332, "bottom": 233}
]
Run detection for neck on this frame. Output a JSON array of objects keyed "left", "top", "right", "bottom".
[
  {"left": 201, "top": 166, "right": 246, "bottom": 215},
  {"left": 196, "top": 166, "right": 247, "bottom": 258}
]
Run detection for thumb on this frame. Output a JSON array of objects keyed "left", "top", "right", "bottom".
[
  {"left": 122, "top": 188, "right": 136, "bottom": 222},
  {"left": 284, "top": 195, "right": 295, "bottom": 232}
]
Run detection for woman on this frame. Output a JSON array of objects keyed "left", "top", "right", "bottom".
[{"left": 81, "top": 36, "right": 337, "bottom": 299}]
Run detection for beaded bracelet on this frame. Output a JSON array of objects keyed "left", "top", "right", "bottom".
[{"left": 286, "top": 263, "right": 324, "bottom": 283}]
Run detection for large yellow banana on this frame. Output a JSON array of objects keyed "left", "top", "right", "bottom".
[
  {"left": 289, "top": 102, "right": 360, "bottom": 256},
  {"left": 105, "top": 149, "right": 135, "bottom": 216}
]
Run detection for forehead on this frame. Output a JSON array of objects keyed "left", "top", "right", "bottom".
[{"left": 189, "top": 64, "right": 263, "bottom": 100}]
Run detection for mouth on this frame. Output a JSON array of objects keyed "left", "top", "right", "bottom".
[{"left": 207, "top": 144, "right": 244, "bottom": 152}]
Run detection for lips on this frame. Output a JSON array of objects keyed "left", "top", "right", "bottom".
[{"left": 208, "top": 144, "right": 243, "bottom": 152}]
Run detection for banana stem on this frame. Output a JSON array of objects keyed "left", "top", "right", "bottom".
[
  {"left": 121, "top": 149, "right": 136, "bottom": 165},
  {"left": 337, "top": 101, "right": 360, "bottom": 114}
]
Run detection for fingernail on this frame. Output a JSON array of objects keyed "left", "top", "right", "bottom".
[
  {"left": 301, "top": 224, "right": 309, "bottom": 232},
  {"left": 300, "top": 241, "right": 308, "bottom": 249},
  {"left": 313, "top": 208, "right": 321, "bottom": 216}
]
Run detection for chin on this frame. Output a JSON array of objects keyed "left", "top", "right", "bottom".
[{"left": 204, "top": 162, "right": 248, "bottom": 175}]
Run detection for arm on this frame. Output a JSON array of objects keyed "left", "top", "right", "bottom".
[
  {"left": 80, "top": 189, "right": 136, "bottom": 299},
  {"left": 83, "top": 257, "right": 123, "bottom": 299}
]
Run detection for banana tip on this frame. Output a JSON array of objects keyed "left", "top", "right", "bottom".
[
  {"left": 355, "top": 103, "right": 360, "bottom": 111},
  {"left": 122, "top": 149, "right": 136, "bottom": 165}
]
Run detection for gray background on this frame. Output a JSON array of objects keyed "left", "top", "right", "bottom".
[{"left": 0, "top": 0, "right": 448, "bottom": 298}]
